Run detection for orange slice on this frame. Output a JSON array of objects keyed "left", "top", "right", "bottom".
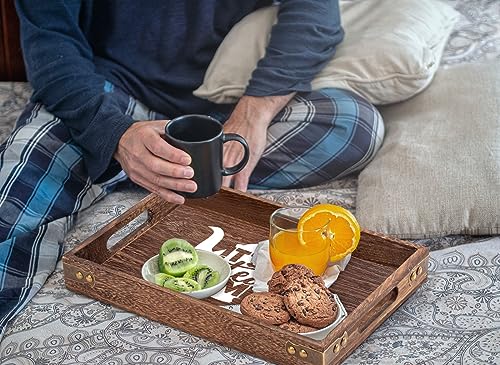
[{"left": 297, "top": 204, "right": 361, "bottom": 262}]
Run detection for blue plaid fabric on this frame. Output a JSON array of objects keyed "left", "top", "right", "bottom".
[
  {"left": 0, "top": 86, "right": 383, "bottom": 337},
  {"left": 211, "top": 88, "right": 384, "bottom": 189},
  {"left": 0, "top": 90, "right": 134, "bottom": 338},
  {"left": 252, "top": 88, "right": 383, "bottom": 188}
]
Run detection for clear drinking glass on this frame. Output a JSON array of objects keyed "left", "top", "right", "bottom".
[{"left": 269, "top": 207, "right": 331, "bottom": 276}]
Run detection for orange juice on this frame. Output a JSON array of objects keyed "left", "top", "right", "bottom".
[{"left": 269, "top": 230, "right": 330, "bottom": 275}]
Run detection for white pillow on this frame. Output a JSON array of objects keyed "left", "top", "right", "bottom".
[
  {"left": 356, "top": 62, "right": 500, "bottom": 239},
  {"left": 194, "top": 0, "right": 459, "bottom": 105}
]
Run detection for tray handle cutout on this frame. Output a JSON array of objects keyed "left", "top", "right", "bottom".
[
  {"left": 315, "top": 288, "right": 399, "bottom": 364},
  {"left": 106, "top": 210, "right": 149, "bottom": 250},
  {"left": 350, "top": 259, "right": 427, "bottom": 341},
  {"left": 100, "top": 195, "right": 171, "bottom": 253},
  {"left": 353, "top": 287, "right": 398, "bottom": 337},
  {"left": 73, "top": 195, "right": 177, "bottom": 263}
]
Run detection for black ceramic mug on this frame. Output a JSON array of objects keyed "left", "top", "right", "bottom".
[{"left": 164, "top": 114, "right": 250, "bottom": 199}]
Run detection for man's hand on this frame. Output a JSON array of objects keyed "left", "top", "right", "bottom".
[
  {"left": 114, "top": 120, "right": 197, "bottom": 204},
  {"left": 222, "top": 94, "right": 295, "bottom": 191}
]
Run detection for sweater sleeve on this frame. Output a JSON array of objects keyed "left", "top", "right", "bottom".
[
  {"left": 15, "top": 0, "right": 135, "bottom": 181},
  {"left": 244, "top": 0, "right": 344, "bottom": 96}
]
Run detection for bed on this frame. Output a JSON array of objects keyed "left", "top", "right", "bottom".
[{"left": 0, "top": 0, "right": 499, "bottom": 363}]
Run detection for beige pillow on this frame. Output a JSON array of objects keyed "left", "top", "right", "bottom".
[
  {"left": 356, "top": 62, "right": 500, "bottom": 239},
  {"left": 194, "top": 0, "right": 459, "bottom": 105}
]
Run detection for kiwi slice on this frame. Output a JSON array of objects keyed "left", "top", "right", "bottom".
[
  {"left": 154, "top": 273, "right": 174, "bottom": 286},
  {"left": 158, "top": 238, "right": 198, "bottom": 276},
  {"left": 162, "top": 277, "right": 201, "bottom": 292},
  {"left": 183, "top": 264, "right": 220, "bottom": 289}
]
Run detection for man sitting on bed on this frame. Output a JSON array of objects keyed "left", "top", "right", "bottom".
[{"left": 0, "top": 0, "right": 384, "bottom": 336}]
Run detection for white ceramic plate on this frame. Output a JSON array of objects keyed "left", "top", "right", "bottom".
[{"left": 142, "top": 250, "right": 231, "bottom": 299}]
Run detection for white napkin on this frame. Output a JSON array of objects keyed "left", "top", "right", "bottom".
[{"left": 251, "top": 240, "right": 351, "bottom": 292}]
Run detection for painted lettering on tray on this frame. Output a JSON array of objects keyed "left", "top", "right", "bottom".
[
  {"left": 211, "top": 242, "right": 259, "bottom": 304},
  {"left": 225, "top": 247, "right": 254, "bottom": 263},
  {"left": 195, "top": 226, "right": 266, "bottom": 304},
  {"left": 218, "top": 275, "right": 254, "bottom": 300}
]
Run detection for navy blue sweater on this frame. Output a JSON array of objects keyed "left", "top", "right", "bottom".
[{"left": 15, "top": 0, "right": 343, "bottom": 181}]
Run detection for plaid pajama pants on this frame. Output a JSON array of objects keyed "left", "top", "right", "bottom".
[{"left": 0, "top": 86, "right": 383, "bottom": 337}]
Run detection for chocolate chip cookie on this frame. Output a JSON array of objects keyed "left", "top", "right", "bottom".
[
  {"left": 279, "top": 319, "right": 317, "bottom": 334},
  {"left": 240, "top": 292, "right": 290, "bottom": 325},
  {"left": 283, "top": 278, "right": 338, "bottom": 328},
  {"left": 267, "top": 264, "right": 321, "bottom": 294}
]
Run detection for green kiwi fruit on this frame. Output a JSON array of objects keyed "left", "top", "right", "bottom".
[
  {"left": 162, "top": 277, "right": 201, "bottom": 292},
  {"left": 158, "top": 238, "right": 198, "bottom": 276},
  {"left": 154, "top": 273, "right": 174, "bottom": 286},
  {"left": 183, "top": 264, "right": 220, "bottom": 289}
]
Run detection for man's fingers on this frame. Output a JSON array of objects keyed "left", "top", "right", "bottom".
[
  {"left": 134, "top": 175, "right": 186, "bottom": 204},
  {"left": 115, "top": 120, "right": 201, "bottom": 204},
  {"left": 123, "top": 145, "right": 193, "bottom": 181},
  {"left": 144, "top": 128, "right": 192, "bottom": 166},
  {"left": 149, "top": 158, "right": 194, "bottom": 179},
  {"left": 148, "top": 120, "right": 169, "bottom": 135},
  {"left": 233, "top": 172, "right": 250, "bottom": 192},
  {"left": 222, "top": 175, "right": 233, "bottom": 188},
  {"left": 148, "top": 172, "right": 197, "bottom": 193},
  {"left": 127, "top": 163, "right": 197, "bottom": 193},
  {"left": 222, "top": 140, "right": 246, "bottom": 188},
  {"left": 132, "top": 171, "right": 200, "bottom": 204}
]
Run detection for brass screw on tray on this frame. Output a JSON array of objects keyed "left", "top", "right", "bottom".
[
  {"left": 341, "top": 334, "right": 348, "bottom": 347},
  {"left": 410, "top": 271, "right": 417, "bottom": 281},
  {"left": 85, "top": 274, "right": 94, "bottom": 283},
  {"left": 287, "top": 345, "right": 296, "bottom": 355},
  {"left": 299, "top": 349, "right": 308, "bottom": 358},
  {"left": 333, "top": 343, "right": 341, "bottom": 353},
  {"left": 410, "top": 265, "right": 423, "bottom": 282},
  {"left": 75, "top": 272, "right": 83, "bottom": 280}
]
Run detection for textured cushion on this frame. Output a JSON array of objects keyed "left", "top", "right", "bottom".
[
  {"left": 356, "top": 62, "right": 500, "bottom": 239},
  {"left": 193, "top": 0, "right": 459, "bottom": 105}
]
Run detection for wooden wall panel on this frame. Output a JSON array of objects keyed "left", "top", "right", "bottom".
[
  {"left": 0, "top": 0, "right": 26, "bottom": 81},
  {"left": 0, "top": 10, "right": 6, "bottom": 79}
]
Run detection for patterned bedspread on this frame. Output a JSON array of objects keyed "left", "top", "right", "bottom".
[{"left": 1, "top": 0, "right": 499, "bottom": 363}]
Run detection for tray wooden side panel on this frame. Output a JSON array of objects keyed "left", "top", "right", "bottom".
[
  {"left": 71, "top": 194, "right": 177, "bottom": 264},
  {"left": 353, "top": 230, "right": 418, "bottom": 267},
  {"left": 71, "top": 189, "right": 278, "bottom": 261},
  {"left": 187, "top": 188, "right": 281, "bottom": 228},
  {"left": 330, "top": 231, "right": 428, "bottom": 313},
  {"left": 328, "top": 253, "right": 429, "bottom": 364},
  {"left": 101, "top": 203, "right": 269, "bottom": 280}
]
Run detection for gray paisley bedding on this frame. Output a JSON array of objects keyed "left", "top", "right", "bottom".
[{"left": 1, "top": 0, "right": 499, "bottom": 363}]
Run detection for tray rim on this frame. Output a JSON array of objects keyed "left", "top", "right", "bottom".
[{"left": 62, "top": 188, "right": 429, "bottom": 365}]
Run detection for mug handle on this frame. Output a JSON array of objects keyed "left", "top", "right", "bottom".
[{"left": 221, "top": 133, "right": 250, "bottom": 176}]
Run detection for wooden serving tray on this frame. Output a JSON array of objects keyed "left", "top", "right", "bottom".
[{"left": 63, "top": 188, "right": 429, "bottom": 365}]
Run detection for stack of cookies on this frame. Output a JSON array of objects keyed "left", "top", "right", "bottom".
[{"left": 240, "top": 264, "right": 338, "bottom": 333}]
